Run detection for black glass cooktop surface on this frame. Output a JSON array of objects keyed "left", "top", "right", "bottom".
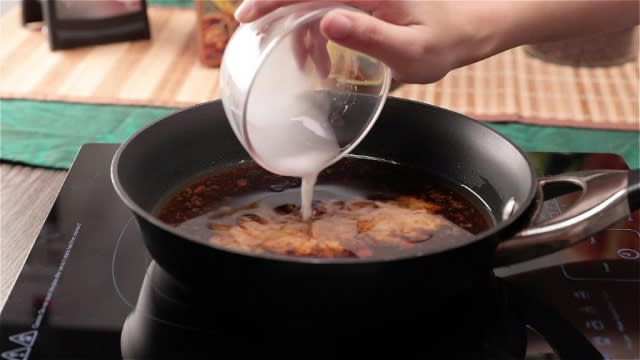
[{"left": 1, "top": 144, "right": 638, "bottom": 359}]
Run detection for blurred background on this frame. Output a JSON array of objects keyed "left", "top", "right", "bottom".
[{"left": 1, "top": 1, "right": 637, "bottom": 171}]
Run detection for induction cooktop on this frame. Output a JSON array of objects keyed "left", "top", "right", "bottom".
[{"left": 1, "top": 144, "right": 637, "bottom": 359}]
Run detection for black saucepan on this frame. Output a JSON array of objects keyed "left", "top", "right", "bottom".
[{"left": 111, "top": 96, "right": 639, "bottom": 330}]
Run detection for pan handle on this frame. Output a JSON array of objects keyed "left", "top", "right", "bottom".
[{"left": 494, "top": 169, "right": 639, "bottom": 267}]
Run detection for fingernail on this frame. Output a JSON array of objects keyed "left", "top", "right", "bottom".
[
  {"left": 325, "top": 14, "right": 352, "bottom": 40},
  {"left": 234, "top": 1, "right": 254, "bottom": 22}
]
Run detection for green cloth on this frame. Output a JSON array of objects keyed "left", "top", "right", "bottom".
[
  {"left": 1, "top": 99, "right": 638, "bottom": 170},
  {"left": 486, "top": 123, "right": 639, "bottom": 168},
  {"left": 0, "top": 100, "right": 175, "bottom": 169}
]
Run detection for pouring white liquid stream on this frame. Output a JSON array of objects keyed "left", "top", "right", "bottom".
[
  {"left": 300, "top": 174, "right": 318, "bottom": 220},
  {"left": 222, "top": 20, "right": 389, "bottom": 221},
  {"left": 244, "top": 34, "right": 340, "bottom": 220},
  {"left": 246, "top": 111, "right": 340, "bottom": 220}
]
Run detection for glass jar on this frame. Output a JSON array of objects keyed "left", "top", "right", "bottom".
[
  {"left": 524, "top": 27, "right": 638, "bottom": 67},
  {"left": 195, "top": 0, "right": 243, "bottom": 67}
]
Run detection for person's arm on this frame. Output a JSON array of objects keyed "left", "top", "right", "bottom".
[
  {"left": 469, "top": 1, "right": 640, "bottom": 65},
  {"left": 235, "top": 0, "right": 640, "bottom": 84}
]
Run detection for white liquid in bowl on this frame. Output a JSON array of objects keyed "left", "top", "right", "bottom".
[{"left": 246, "top": 35, "right": 340, "bottom": 220}]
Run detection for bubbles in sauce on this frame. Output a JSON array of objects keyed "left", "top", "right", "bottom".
[{"left": 156, "top": 157, "right": 493, "bottom": 260}]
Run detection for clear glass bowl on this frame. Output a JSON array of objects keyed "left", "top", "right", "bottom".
[{"left": 220, "top": 2, "right": 391, "bottom": 177}]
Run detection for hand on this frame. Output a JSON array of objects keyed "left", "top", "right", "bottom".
[
  {"left": 290, "top": 20, "right": 331, "bottom": 79},
  {"left": 234, "top": 0, "right": 491, "bottom": 84},
  {"left": 235, "top": 0, "right": 640, "bottom": 85}
]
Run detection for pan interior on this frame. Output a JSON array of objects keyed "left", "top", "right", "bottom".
[{"left": 153, "top": 155, "right": 494, "bottom": 260}]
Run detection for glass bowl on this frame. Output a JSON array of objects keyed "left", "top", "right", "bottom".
[{"left": 220, "top": 2, "right": 391, "bottom": 177}]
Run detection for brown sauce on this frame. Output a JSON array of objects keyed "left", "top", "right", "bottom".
[{"left": 156, "top": 157, "right": 492, "bottom": 260}]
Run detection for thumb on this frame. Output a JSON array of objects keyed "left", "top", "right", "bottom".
[{"left": 319, "top": 9, "right": 421, "bottom": 70}]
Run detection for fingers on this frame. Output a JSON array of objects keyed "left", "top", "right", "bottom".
[
  {"left": 309, "top": 22, "right": 331, "bottom": 78},
  {"left": 292, "top": 24, "right": 309, "bottom": 70},
  {"left": 236, "top": 0, "right": 415, "bottom": 80},
  {"left": 319, "top": 9, "right": 422, "bottom": 71},
  {"left": 235, "top": 0, "right": 304, "bottom": 23},
  {"left": 290, "top": 24, "right": 330, "bottom": 79},
  {"left": 235, "top": 0, "right": 382, "bottom": 23}
]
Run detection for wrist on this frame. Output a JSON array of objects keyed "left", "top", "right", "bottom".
[{"left": 444, "top": 3, "right": 509, "bottom": 70}]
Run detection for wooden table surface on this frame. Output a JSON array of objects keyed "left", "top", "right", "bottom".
[{"left": 0, "top": 163, "right": 67, "bottom": 311}]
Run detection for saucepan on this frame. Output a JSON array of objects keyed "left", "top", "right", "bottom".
[{"left": 111, "top": 96, "right": 639, "bottom": 330}]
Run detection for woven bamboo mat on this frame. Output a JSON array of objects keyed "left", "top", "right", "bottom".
[{"left": 1, "top": 6, "right": 638, "bottom": 130}]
